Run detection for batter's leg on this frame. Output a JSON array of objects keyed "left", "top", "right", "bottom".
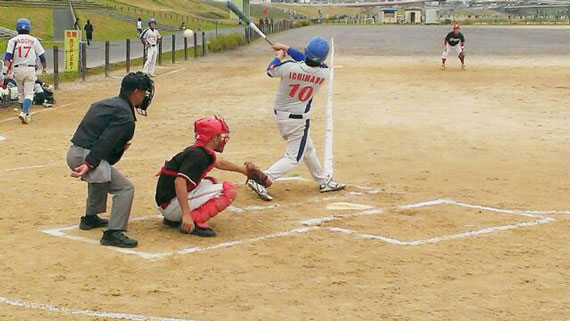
[
  {"left": 302, "top": 134, "right": 328, "bottom": 185},
  {"left": 264, "top": 119, "right": 310, "bottom": 182}
]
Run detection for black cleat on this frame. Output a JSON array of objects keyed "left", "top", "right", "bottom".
[
  {"left": 162, "top": 218, "right": 181, "bottom": 228},
  {"left": 79, "top": 215, "right": 109, "bottom": 230},
  {"left": 100, "top": 230, "right": 138, "bottom": 248},
  {"left": 181, "top": 223, "right": 217, "bottom": 237}
]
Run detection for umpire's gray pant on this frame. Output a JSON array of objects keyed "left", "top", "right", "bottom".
[{"left": 66, "top": 145, "right": 134, "bottom": 231}]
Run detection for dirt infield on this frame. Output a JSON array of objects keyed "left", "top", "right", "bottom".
[{"left": 1, "top": 26, "right": 570, "bottom": 320}]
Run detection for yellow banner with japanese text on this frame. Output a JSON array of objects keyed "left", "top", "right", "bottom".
[{"left": 64, "top": 30, "right": 80, "bottom": 72}]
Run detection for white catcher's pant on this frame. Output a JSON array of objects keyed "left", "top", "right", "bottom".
[
  {"left": 158, "top": 179, "right": 223, "bottom": 222},
  {"left": 142, "top": 45, "right": 158, "bottom": 75},
  {"left": 13, "top": 66, "right": 36, "bottom": 102},
  {"left": 264, "top": 116, "right": 329, "bottom": 185},
  {"left": 442, "top": 43, "right": 462, "bottom": 60}
]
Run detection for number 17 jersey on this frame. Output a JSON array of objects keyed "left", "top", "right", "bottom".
[
  {"left": 268, "top": 60, "right": 330, "bottom": 115},
  {"left": 6, "top": 34, "right": 45, "bottom": 66}
]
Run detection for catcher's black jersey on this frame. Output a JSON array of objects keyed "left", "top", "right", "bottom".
[
  {"left": 155, "top": 146, "right": 214, "bottom": 206},
  {"left": 445, "top": 31, "right": 465, "bottom": 46}
]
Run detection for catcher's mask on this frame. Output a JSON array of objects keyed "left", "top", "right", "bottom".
[
  {"left": 194, "top": 115, "right": 230, "bottom": 153},
  {"left": 120, "top": 72, "right": 154, "bottom": 116}
]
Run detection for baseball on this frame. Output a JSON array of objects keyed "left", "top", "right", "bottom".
[{"left": 183, "top": 29, "right": 194, "bottom": 39}]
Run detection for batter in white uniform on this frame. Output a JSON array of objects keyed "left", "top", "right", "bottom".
[
  {"left": 140, "top": 18, "right": 161, "bottom": 77},
  {"left": 3, "top": 18, "right": 47, "bottom": 124},
  {"left": 247, "top": 37, "right": 346, "bottom": 201}
]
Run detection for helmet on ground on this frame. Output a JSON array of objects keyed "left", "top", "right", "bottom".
[
  {"left": 194, "top": 115, "right": 230, "bottom": 152},
  {"left": 16, "top": 18, "right": 31, "bottom": 33},
  {"left": 148, "top": 18, "right": 157, "bottom": 25},
  {"left": 304, "top": 36, "right": 329, "bottom": 65},
  {"left": 453, "top": 23, "right": 461, "bottom": 30}
]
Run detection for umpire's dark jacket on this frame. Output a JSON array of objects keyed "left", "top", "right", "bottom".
[{"left": 71, "top": 95, "right": 135, "bottom": 168}]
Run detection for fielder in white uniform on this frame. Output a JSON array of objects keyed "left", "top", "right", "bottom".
[
  {"left": 140, "top": 18, "right": 161, "bottom": 77},
  {"left": 3, "top": 18, "right": 47, "bottom": 124},
  {"left": 247, "top": 37, "right": 346, "bottom": 201}
]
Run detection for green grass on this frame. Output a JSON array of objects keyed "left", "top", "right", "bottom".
[
  {"left": 207, "top": 32, "right": 246, "bottom": 52},
  {"left": 0, "top": 7, "right": 54, "bottom": 51},
  {"left": 75, "top": 9, "right": 149, "bottom": 42}
]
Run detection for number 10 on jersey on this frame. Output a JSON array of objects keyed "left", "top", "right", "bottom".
[{"left": 289, "top": 84, "right": 314, "bottom": 102}]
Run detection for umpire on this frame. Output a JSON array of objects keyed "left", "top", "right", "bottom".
[{"left": 66, "top": 72, "right": 154, "bottom": 248}]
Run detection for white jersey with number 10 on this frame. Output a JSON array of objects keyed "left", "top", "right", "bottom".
[{"left": 268, "top": 60, "right": 330, "bottom": 115}]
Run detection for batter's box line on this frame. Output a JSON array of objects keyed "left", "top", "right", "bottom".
[
  {"left": 0, "top": 296, "right": 201, "bottom": 321},
  {"left": 302, "top": 199, "right": 558, "bottom": 246}
]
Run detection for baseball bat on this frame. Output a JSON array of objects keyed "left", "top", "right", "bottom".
[{"left": 226, "top": 0, "right": 273, "bottom": 46}]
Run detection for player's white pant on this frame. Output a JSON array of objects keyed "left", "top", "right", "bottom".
[
  {"left": 442, "top": 43, "right": 462, "bottom": 60},
  {"left": 13, "top": 66, "right": 36, "bottom": 103},
  {"left": 142, "top": 45, "right": 158, "bottom": 75},
  {"left": 265, "top": 117, "right": 329, "bottom": 185},
  {"left": 158, "top": 179, "right": 223, "bottom": 222}
]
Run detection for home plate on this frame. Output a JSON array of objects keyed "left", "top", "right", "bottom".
[{"left": 326, "top": 202, "right": 374, "bottom": 210}]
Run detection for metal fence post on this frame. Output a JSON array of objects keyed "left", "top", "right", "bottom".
[
  {"left": 104, "top": 41, "right": 110, "bottom": 77},
  {"left": 202, "top": 31, "right": 206, "bottom": 56},
  {"left": 184, "top": 36, "right": 188, "bottom": 60},
  {"left": 81, "top": 42, "right": 87, "bottom": 81},
  {"left": 171, "top": 34, "right": 176, "bottom": 63},
  {"left": 158, "top": 41, "right": 163, "bottom": 65},
  {"left": 193, "top": 32, "right": 198, "bottom": 58},
  {"left": 245, "top": 27, "right": 250, "bottom": 44},
  {"left": 126, "top": 39, "right": 130, "bottom": 73},
  {"left": 53, "top": 46, "right": 59, "bottom": 90}
]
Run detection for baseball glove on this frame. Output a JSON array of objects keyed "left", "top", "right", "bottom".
[{"left": 245, "top": 161, "right": 271, "bottom": 188}]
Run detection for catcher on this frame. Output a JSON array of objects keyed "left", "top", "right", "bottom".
[{"left": 154, "top": 115, "right": 270, "bottom": 237}]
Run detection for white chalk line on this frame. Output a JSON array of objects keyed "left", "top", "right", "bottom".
[
  {"left": 0, "top": 296, "right": 201, "bottom": 321},
  {"left": 157, "top": 67, "right": 186, "bottom": 79},
  {"left": 0, "top": 103, "right": 72, "bottom": 124},
  {"left": 325, "top": 217, "right": 555, "bottom": 246},
  {"left": 323, "top": 37, "right": 335, "bottom": 177},
  {"left": 310, "top": 198, "right": 559, "bottom": 246}
]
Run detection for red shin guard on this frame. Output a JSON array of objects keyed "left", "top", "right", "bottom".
[{"left": 190, "top": 182, "right": 237, "bottom": 228}]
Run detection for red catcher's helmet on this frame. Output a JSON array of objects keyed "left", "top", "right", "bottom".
[
  {"left": 194, "top": 115, "right": 230, "bottom": 152},
  {"left": 453, "top": 23, "right": 461, "bottom": 30}
]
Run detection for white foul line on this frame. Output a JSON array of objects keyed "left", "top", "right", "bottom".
[
  {"left": 0, "top": 296, "right": 201, "bottom": 321},
  {"left": 323, "top": 37, "right": 335, "bottom": 177},
  {"left": 0, "top": 103, "right": 72, "bottom": 124}
]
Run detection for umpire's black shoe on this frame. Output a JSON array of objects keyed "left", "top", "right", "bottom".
[
  {"left": 162, "top": 218, "right": 181, "bottom": 228},
  {"left": 79, "top": 215, "right": 109, "bottom": 230},
  {"left": 100, "top": 230, "right": 138, "bottom": 248}
]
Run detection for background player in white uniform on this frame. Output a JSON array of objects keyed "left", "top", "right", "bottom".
[
  {"left": 247, "top": 37, "right": 346, "bottom": 201},
  {"left": 140, "top": 18, "right": 161, "bottom": 77},
  {"left": 441, "top": 23, "right": 466, "bottom": 70},
  {"left": 3, "top": 18, "right": 47, "bottom": 124}
]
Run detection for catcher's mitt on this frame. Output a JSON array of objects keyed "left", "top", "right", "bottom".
[{"left": 245, "top": 161, "right": 272, "bottom": 188}]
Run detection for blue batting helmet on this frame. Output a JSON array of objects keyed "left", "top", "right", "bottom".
[
  {"left": 304, "top": 37, "right": 329, "bottom": 64},
  {"left": 16, "top": 18, "right": 31, "bottom": 32},
  {"left": 148, "top": 18, "right": 157, "bottom": 25}
]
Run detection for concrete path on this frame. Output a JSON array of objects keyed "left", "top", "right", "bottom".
[{"left": 53, "top": 8, "right": 75, "bottom": 41}]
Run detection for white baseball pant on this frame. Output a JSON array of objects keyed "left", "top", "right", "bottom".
[
  {"left": 264, "top": 115, "right": 329, "bottom": 185},
  {"left": 13, "top": 66, "right": 36, "bottom": 103},
  {"left": 442, "top": 43, "right": 463, "bottom": 60},
  {"left": 158, "top": 179, "right": 223, "bottom": 222},
  {"left": 142, "top": 45, "right": 158, "bottom": 75}
]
